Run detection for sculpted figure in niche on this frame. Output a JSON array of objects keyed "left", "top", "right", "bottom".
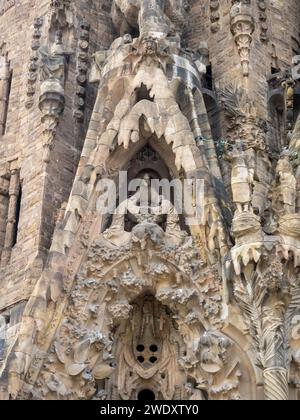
[
  {"left": 273, "top": 149, "right": 297, "bottom": 216},
  {"left": 103, "top": 172, "right": 181, "bottom": 246},
  {"left": 225, "top": 144, "right": 252, "bottom": 214},
  {"left": 39, "top": 30, "right": 72, "bottom": 86},
  {"left": 198, "top": 332, "right": 230, "bottom": 374}
]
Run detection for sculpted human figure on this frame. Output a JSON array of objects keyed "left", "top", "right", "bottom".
[
  {"left": 226, "top": 144, "right": 252, "bottom": 214},
  {"left": 39, "top": 30, "right": 72, "bottom": 86},
  {"left": 274, "top": 150, "right": 297, "bottom": 215}
]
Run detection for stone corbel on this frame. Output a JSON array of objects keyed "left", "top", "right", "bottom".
[{"left": 230, "top": 1, "right": 255, "bottom": 77}]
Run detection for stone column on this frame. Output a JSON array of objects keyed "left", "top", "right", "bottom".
[
  {"left": 1, "top": 170, "right": 20, "bottom": 265},
  {"left": 0, "top": 55, "right": 11, "bottom": 135},
  {"left": 140, "top": 0, "right": 167, "bottom": 38},
  {"left": 0, "top": 176, "right": 9, "bottom": 256},
  {"left": 263, "top": 367, "right": 289, "bottom": 401}
]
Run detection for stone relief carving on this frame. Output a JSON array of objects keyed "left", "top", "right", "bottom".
[
  {"left": 26, "top": 17, "right": 44, "bottom": 109},
  {"left": 13, "top": 195, "right": 251, "bottom": 400},
  {"left": 257, "top": 0, "right": 268, "bottom": 42},
  {"left": 2, "top": 0, "right": 300, "bottom": 402},
  {"left": 74, "top": 21, "right": 90, "bottom": 123},
  {"left": 217, "top": 78, "right": 300, "bottom": 400},
  {"left": 220, "top": 84, "right": 271, "bottom": 218}
]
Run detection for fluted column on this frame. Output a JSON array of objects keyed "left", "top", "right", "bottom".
[
  {"left": 1, "top": 170, "right": 20, "bottom": 265},
  {"left": 263, "top": 367, "right": 289, "bottom": 401},
  {"left": 0, "top": 55, "right": 11, "bottom": 135}
]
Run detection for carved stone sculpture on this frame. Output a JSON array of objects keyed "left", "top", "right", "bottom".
[
  {"left": 1, "top": 0, "right": 300, "bottom": 402},
  {"left": 273, "top": 150, "right": 297, "bottom": 217},
  {"left": 230, "top": 1, "right": 255, "bottom": 77},
  {"left": 39, "top": 30, "right": 72, "bottom": 163}
]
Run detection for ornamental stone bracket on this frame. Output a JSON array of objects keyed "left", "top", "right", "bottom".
[{"left": 230, "top": 1, "right": 255, "bottom": 77}]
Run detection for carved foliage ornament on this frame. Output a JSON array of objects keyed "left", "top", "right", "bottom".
[
  {"left": 233, "top": 255, "right": 300, "bottom": 400},
  {"left": 21, "top": 213, "right": 251, "bottom": 400}
]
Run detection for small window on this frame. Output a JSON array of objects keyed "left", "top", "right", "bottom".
[
  {"left": 205, "top": 65, "right": 213, "bottom": 90},
  {"left": 271, "top": 67, "right": 280, "bottom": 75},
  {"left": 12, "top": 182, "right": 22, "bottom": 248}
]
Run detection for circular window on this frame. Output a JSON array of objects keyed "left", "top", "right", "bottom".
[
  {"left": 136, "top": 344, "right": 145, "bottom": 352},
  {"left": 137, "top": 356, "right": 145, "bottom": 363},
  {"left": 149, "top": 356, "right": 157, "bottom": 364},
  {"left": 149, "top": 344, "right": 158, "bottom": 352}
]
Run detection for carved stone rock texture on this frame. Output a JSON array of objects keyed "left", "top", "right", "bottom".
[{"left": 0, "top": 0, "right": 300, "bottom": 401}]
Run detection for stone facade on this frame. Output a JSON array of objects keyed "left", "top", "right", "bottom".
[{"left": 0, "top": 0, "right": 299, "bottom": 400}]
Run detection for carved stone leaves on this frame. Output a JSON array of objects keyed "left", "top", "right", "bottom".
[{"left": 233, "top": 254, "right": 300, "bottom": 400}]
